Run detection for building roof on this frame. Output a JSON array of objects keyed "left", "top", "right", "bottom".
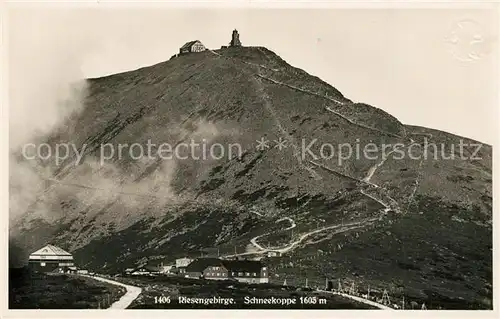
[
  {"left": 176, "top": 257, "right": 193, "bottom": 261},
  {"left": 185, "top": 258, "right": 224, "bottom": 272},
  {"left": 144, "top": 264, "right": 162, "bottom": 272},
  {"left": 222, "top": 260, "right": 265, "bottom": 273},
  {"left": 185, "top": 258, "right": 265, "bottom": 273},
  {"left": 30, "top": 244, "right": 72, "bottom": 257},
  {"left": 180, "top": 40, "right": 202, "bottom": 50}
]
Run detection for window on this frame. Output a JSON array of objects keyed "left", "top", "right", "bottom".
[
  {"left": 238, "top": 272, "right": 243, "bottom": 276},
  {"left": 232, "top": 272, "right": 236, "bottom": 276},
  {"left": 245, "top": 272, "right": 250, "bottom": 276},
  {"left": 40, "top": 262, "right": 46, "bottom": 267},
  {"left": 216, "top": 273, "right": 220, "bottom": 276},
  {"left": 253, "top": 273, "right": 257, "bottom": 277},
  {"left": 262, "top": 267, "right": 267, "bottom": 271}
]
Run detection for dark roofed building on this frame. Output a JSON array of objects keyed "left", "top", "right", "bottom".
[
  {"left": 184, "top": 257, "right": 268, "bottom": 283},
  {"left": 185, "top": 257, "right": 222, "bottom": 279},
  {"left": 179, "top": 40, "right": 206, "bottom": 55},
  {"left": 222, "top": 259, "right": 268, "bottom": 284}
]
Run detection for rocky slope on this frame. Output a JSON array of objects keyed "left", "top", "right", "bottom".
[{"left": 10, "top": 46, "right": 492, "bottom": 309}]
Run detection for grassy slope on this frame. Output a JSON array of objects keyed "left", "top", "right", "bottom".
[{"left": 9, "top": 268, "right": 126, "bottom": 309}]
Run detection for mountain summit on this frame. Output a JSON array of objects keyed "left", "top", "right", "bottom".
[{"left": 11, "top": 45, "right": 492, "bottom": 309}]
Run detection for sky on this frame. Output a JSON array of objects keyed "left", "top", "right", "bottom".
[{"left": 8, "top": 6, "right": 498, "bottom": 145}]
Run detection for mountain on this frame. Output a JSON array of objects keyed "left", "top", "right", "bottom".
[{"left": 10, "top": 46, "right": 492, "bottom": 309}]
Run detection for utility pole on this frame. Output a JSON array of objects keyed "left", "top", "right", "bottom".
[
  {"left": 349, "top": 282, "right": 356, "bottom": 295},
  {"left": 325, "top": 277, "right": 328, "bottom": 290},
  {"left": 305, "top": 278, "right": 308, "bottom": 288},
  {"left": 381, "top": 289, "right": 391, "bottom": 305},
  {"left": 402, "top": 296, "right": 405, "bottom": 310},
  {"left": 297, "top": 171, "right": 299, "bottom": 210}
]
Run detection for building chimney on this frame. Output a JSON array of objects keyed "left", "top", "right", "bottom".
[{"left": 230, "top": 29, "right": 242, "bottom": 47}]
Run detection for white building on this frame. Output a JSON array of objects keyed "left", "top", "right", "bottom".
[
  {"left": 267, "top": 251, "right": 281, "bottom": 257},
  {"left": 176, "top": 257, "right": 193, "bottom": 268},
  {"left": 28, "top": 244, "right": 75, "bottom": 272},
  {"left": 159, "top": 265, "right": 174, "bottom": 274}
]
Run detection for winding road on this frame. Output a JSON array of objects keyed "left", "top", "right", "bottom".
[
  {"left": 249, "top": 217, "right": 297, "bottom": 251},
  {"left": 81, "top": 275, "right": 142, "bottom": 309},
  {"left": 274, "top": 219, "right": 377, "bottom": 254},
  {"left": 225, "top": 215, "right": 376, "bottom": 259}
]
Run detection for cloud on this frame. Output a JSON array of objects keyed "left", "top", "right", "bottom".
[
  {"left": 8, "top": 8, "right": 98, "bottom": 150},
  {"left": 8, "top": 8, "right": 98, "bottom": 223}
]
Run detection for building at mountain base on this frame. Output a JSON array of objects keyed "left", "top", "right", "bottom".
[
  {"left": 28, "top": 244, "right": 75, "bottom": 273},
  {"left": 175, "top": 257, "right": 193, "bottom": 275},
  {"left": 184, "top": 258, "right": 268, "bottom": 284}
]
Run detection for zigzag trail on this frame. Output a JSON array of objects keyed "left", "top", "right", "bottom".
[
  {"left": 208, "top": 49, "right": 322, "bottom": 181},
  {"left": 406, "top": 159, "right": 424, "bottom": 213},
  {"left": 212, "top": 50, "right": 428, "bottom": 248},
  {"left": 252, "top": 76, "right": 322, "bottom": 180},
  {"left": 255, "top": 74, "right": 403, "bottom": 139},
  {"left": 250, "top": 217, "right": 296, "bottom": 251},
  {"left": 249, "top": 71, "right": 409, "bottom": 213},
  {"left": 255, "top": 74, "right": 346, "bottom": 105},
  {"left": 246, "top": 58, "right": 405, "bottom": 215},
  {"left": 211, "top": 49, "right": 403, "bottom": 140},
  {"left": 362, "top": 149, "right": 398, "bottom": 183},
  {"left": 232, "top": 218, "right": 376, "bottom": 257},
  {"left": 274, "top": 219, "right": 376, "bottom": 254},
  {"left": 404, "top": 132, "right": 434, "bottom": 213},
  {"left": 308, "top": 160, "right": 378, "bottom": 187}
]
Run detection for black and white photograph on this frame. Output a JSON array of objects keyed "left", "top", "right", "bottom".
[{"left": 4, "top": 1, "right": 497, "bottom": 314}]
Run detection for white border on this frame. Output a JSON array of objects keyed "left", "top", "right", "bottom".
[{"left": 1, "top": 1, "right": 499, "bottom": 319}]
